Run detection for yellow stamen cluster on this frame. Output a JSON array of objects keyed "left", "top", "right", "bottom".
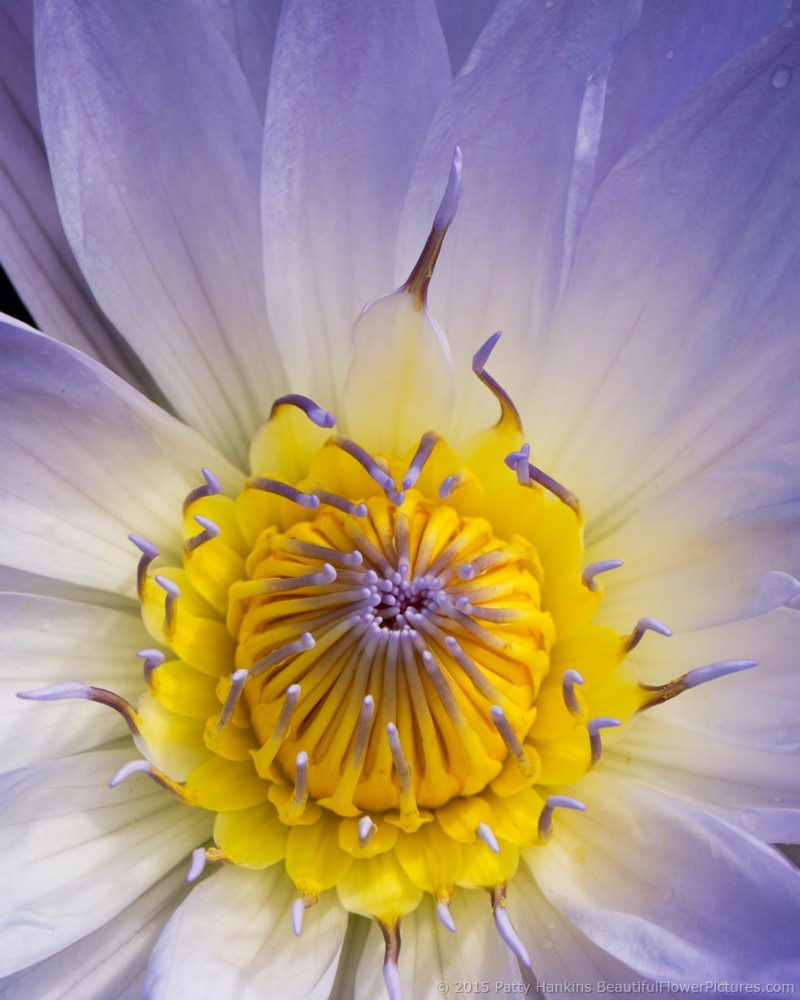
[{"left": 131, "top": 399, "right": 648, "bottom": 926}]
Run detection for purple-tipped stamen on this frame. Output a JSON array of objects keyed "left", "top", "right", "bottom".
[
  {"left": 489, "top": 705, "right": 535, "bottom": 778},
  {"left": 403, "top": 147, "right": 462, "bottom": 307},
  {"left": 310, "top": 489, "right": 368, "bottom": 518},
  {"left": 186, "top": 847, "right": 207, "bottom": 884},
  {"left": 444, "top": 637, "right": 505, "bottom": 705},
  {"left": 331, "top": 435, "right": 395, "bottom": 492},
  {"left": 291, "top": 897, "right": 305, "bottom": 936},
  {"left": 521, "top": 460, "right": 582, "bottom": 519},
  {"left": 402, "top": 432, "right": 439, "bottom": 490},
  {"left": 280, "top": 538, "right": 364, "bottom": 567},
  {"left": 505, "top": 443, "right": 531, "bottom": 486},
  {"left": 108, "top": 758, "right": 188, "bottom": 801},
  {"left": 538, "top": 795, "right": 586, "bottom": 839},
  {"left": 18, "top": 681, "right": 94, "bottom": 702},
  {"left": 284, "top": 751, "right": 309, "bottom": 821},
  {"left": 561, "top": 669, "right": 585, "bottom": 717},
  {"left": 625, "top": 616, "right": 672, "bottom": 652},
  {"left": 684, "top": 659, "right": 758, "bottom": 688},
  {"left": 439, "top": 471, "right": 465, "bottom": 500},
  {"left": 185, "top": 514, "right": 221, "bottom": 554},
  {"left": 18, "top": 682, "right": 140, "bottom": 736},
  {"left": 490, "top": 886, "right": 531, "bottom": 968},
  {"left": 387, "top": 722, "right": 419, "bottom": 825},
  {"left": 270, "top": 393, "right": 336, "bottom": 429},
  {"left": 641, "top": 658, "right": 758, "bottom": 708},
  {"left": 473, "top": 332, "right": 522, "bottom": 430},
  {"left": 387, "top": 723, "right": 411, "bottom": 783},
  {"left": 274, "top": 685, "right": 302, "bottom": 739},
  {"left": 182, "top": 467, "right": 222, "bottom": 514},
  {"left": 109, "top": 758, "right": 153, "bottom": 787},
  {"left": 587, "top": 717, "right": 621, "bottom": 765},
  {"left": 435, "top": 900, "right": 457, "bottom": 932},
  {"left": 380, "top": 920, "right": 403, "bottom": 1000},
  {"left": 358, "top": 815, "right": 376, "bottom": 848},
  {"left": 494, "top": 904, "right": 531, "bottom": 967},
  {"left": 154, "top": 575, "right": 180, "bottom": 633},
  {"left": 129, "top": 535, "right": 159, "bottom": 597},
  {"left": 247, "top": 477, "right": 320, "bottom": 510},
  {"left": 476, "top": 822, "right": 500, "bottom": 854},
  {"left": 248, "top": 634, "right": 314, "bottom": 679},
  {"left": 346, "top": 695, "right": 376, "bottom": 775},
  {"left": 137, "top": 648, "right": 165, "bottom": 687},
  {"left": 243, "top": 564, "right": 337, "bottom": 599},
  {"left": 216, "top": 669, "right": 249, "bottom": 731},
  {"left": 581, "top": 559, "right": 623, "bottom": 592},
  {"left": 129, "top": 535, "right": 160, "bottom": 560}
]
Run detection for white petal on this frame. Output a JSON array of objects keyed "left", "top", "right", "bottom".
[
  {"left": 0, "top": 594, "right": 148, "bottom": 773},
  {"left": 0, "top": 565, "right": 135, "bottom": 608},
  {"left": 144, "top": 865, "right": 347, "bottom": 999},
  {"left": 511, "top": 862, "right": 651, "bottom": 993},
  {"left": 261, "top": 0, "right": 450, "bottom": 405},
  {"left": 354, "top": 889, "right": 523, "bottom": 997},
  {"left": 397, "top": 0, "right": 641, "bottom": 432},
  {"left": 0, "top": 749, "right": 211, "bottom": 975},
  {"left": 596, "top": 0, "right": 792, "bottom": 182},
  {"left": 0, "top": 864, "right": 189, "bottom": 1000},
  {"left": 0, "top": 0, "right": 151, "bottom": 387},
  {"left": 605, "top": 713, "right": 800, "bottom": 843},
  {"left": 0, "top": 323, "right": 242, "bottom": 594},
  {"left": 530, "top": 24, "right": 800, "bottom": 542},
  {"left": 36, "top": 0, "right": 283, "bottom": 462},
  {"left": 529, "top": 772, "right": 800, "bottom": 984}
]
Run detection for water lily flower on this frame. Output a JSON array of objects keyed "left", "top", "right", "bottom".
[{"left": 2, "top": 0, "right": 800, "bottom": 997}]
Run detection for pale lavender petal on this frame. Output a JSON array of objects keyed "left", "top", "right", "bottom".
[
  {"left": 0, "top": 321, "right": 242, "bottom": 594},
  {"left": 528, "top": 24, "right": 800, "bottom": 543},
  {"left": 0, "top": 0, "right": 153, "bottom": 388},
  {"left": 605, "top": 713, "right": 800, "bottom": 844},
  {"left": 591, "top": 441, "right": 800, "bottom": 630},
  {"left": 434, "top": 0, "right": 499, "bottom": 74},
  {"left": 530, "top": 772, "right": 800, "bottom": 984},
  {"left": 195, "top": 0, "right": 282, "bottom": 118},
  {"left": 397, "top": 0, "right": 642, "bottom": 430},
  {"left": 0, "top": 749, "right": 211, "bottom": 975},
  {"left": 261, "top": 0, "right": 451, "bottom": 405},
  {"left": 596, "top": 0, "right": 793, "bottom": 183},
  {"left": 0, "top": 864, "right": 189, "bottom": 1000},
  {"left": 36, "top": 0, "right": 284, "bottom": 463},
  {"left": 511, "top": 863, "right": 653, "bottom": 992},
  {"left": 145, "top": 866, "right": 347, "bottom": 999}
]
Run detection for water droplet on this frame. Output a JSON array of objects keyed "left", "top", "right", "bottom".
[
  {"left": 783, "top": 17, "right": 796, "bottom": 29},
  {"left": 772, "top": 64, "right": 792, "bottom": 89},
  {"left": 665, "top": 49, "right": 675, "bottom": 61},
  {"left": 544, "top": 0, "right": 556, "bottom": 7},
  {"left": 772, "top": 795, "right": 784, "bottom": 804}
]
